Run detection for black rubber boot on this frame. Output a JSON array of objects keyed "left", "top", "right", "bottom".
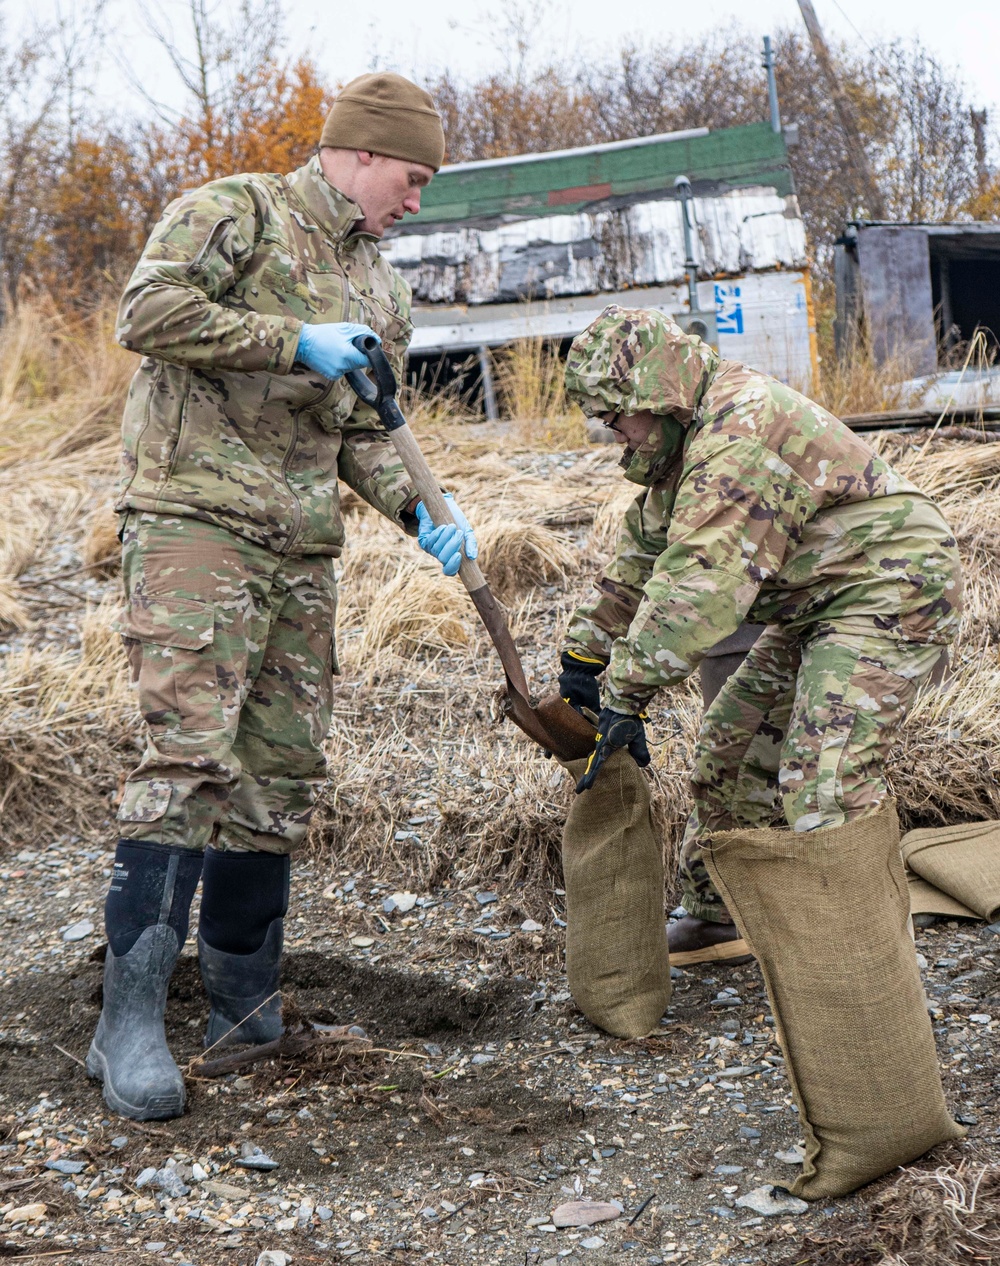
[
  {"left": 87, "top": 841, "right": 203, "bottom": 1121},
  {"left": 198, "top": 850, "right": 289, "bottom": 1049}
]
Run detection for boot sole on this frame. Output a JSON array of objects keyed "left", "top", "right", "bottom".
[
  {"left": 669, "top": 938, "right": 754, "bottom": 966},
  {"left": 86, "top": 1042, "right": 185, "bottom": 1121}
]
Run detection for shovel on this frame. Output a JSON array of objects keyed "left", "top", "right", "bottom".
[{"left": 346, "top": 335, "right": 596, "bottom": 762}]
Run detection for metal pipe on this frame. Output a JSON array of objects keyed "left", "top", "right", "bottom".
[
  {"left": 477, "top": 345, "right": 499, "bottom": 421},
  {"left": 673, "top": 174, "right": 698, "bottom": 311},
  {"left": 762, "top": 36, "right": 782, "bottom": 133}
]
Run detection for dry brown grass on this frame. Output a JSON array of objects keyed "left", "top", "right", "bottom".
[
  {"left": 1, "top": 293, "right": 1000, "bottom": 891},
  {"left": 769, "top": 1161, "right": 1000, "bottom": 1266},
  {"left": 0, "top": 296, "right": 131, "bottom": 475},
  {"left": 491, "top": 338, "right": 587, "bottom": 447}
]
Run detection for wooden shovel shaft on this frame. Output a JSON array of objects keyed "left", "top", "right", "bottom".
[{"left": 386, "top": 421, "right": 532, "bottom": 699}]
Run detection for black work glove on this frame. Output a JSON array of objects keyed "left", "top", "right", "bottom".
[
  {"left": 575, "top": 706, "right": 651, "bottom": 794},
  {"left": 558, "top": 649, "right": 606, "bottom": 718}
]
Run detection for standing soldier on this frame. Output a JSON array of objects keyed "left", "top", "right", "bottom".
[
  {"left": 558, "top": 305, "right": 961, "bottom": 964},
  {"left": 88, "top": 74, "right": 478, "bottom": 1121}
]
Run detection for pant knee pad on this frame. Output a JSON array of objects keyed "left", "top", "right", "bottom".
[
  {"left": 199, "top": 849, "right": 290, "bottom": 955},
  {"left": 104, "top": 839, "right": 204, "bottom": 957}
]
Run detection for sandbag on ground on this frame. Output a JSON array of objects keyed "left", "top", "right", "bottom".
[
  {"left": 703, "top": 801, "right": 963, "bottom": 1199},
  {"left": 561, "top": 750, "right": 670, "bottom": 1038},
  {"left": 902, "top": 821, "right": 1000, "bottom": 921}
]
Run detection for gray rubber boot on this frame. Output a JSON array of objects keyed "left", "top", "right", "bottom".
[
  {"left": 86, "top": 923, "right": 185, "bottom": 1120},
  {"left": 199, "top": 919, "right": 284, "bottom": 1048}
]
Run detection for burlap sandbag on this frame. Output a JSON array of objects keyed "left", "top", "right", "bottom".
[
  {"left": 561, "top": 750, "right": 671, "bottom": 1038},
  {"left": 902, "top": 821, "right": 1000, "bottom": 921},
  {"left": 703, "top": 801, "right": 963, "bottom": 1199}
]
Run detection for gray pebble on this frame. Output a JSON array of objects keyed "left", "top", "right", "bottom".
[
  {"left": 44, "top": 1158, "right": 86, "bottom": 1174},
  {"left": 475, "top": 891, "right": 498, "bottom": 905},
  {"left": 580, "top": 1236, "right": 605, "bottom": 1249},
  {"left": 714, "top": 1164, "right": 744, "bottom": 1175},
  {"left": 735, "top": 1185, "right": 809, "bottom": 1216},
  {"left": 236, "top": 1143, "right": 279, "bottom": 1171},
  {"left": 739, "top": 1126, "right": 761, "bottom": 1139},
  {"left": 61, "top": 920, "right": 95, "bottom": 942}
]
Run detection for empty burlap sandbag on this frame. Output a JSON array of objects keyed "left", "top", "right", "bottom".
[
  {"left": 561, "top": 750, "right": 670, "bottom": 1038},
  {"left": 902, "top": 821, "right": 1000, "bottom": 921},
  {"left": 703, "top": 802, "right": 962, "bottom": 1199}
]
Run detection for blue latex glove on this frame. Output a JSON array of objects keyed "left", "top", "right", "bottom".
[
  {"left": 296, "top": 322, "right": 380, "bottom": 380},
  {"left": 416, "top": 494, "right": 479, "bottom": 577}
]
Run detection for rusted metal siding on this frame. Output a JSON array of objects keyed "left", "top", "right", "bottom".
[{"left": 381, "top": 188, "right": 808, "bottom": 308}]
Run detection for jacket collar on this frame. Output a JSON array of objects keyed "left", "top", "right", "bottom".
[{"left": 286, "top": 156, "right": 370, "bottom": 244}]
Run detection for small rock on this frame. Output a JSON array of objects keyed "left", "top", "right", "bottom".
[
  {"left": 521, "top": 919, "right": 544, "bottom": 932},
  {"left": 735, "top": 1185, "right": 809, "bottom": 1217},
  {"left": 708, "top": 1205, "right": 736, "bottom": 1219},
  {"left": 317, "top": 1206, "right": 333, "bottom": 1221},
  {"left": 714, "top": 1164, "right": 744, "bottom": 1175},
  {"left": 61, "top": 920, "right": 94, "bottom": 942},
  {"left": 44, "top": 1157, "right": 86, "bottom": 1174},
  {"left": 110, "top": 1136, "right": 128, "bottom": 1149},
  {"left": 145, "top": 1246, "right": 167, "bottom": 1254},
  {"left": 956, "top": 1113, "right": 979, "bottom": 1126},
  {"left": 256, "top": 1253, "right": 292, "bottom": 1266},
  {"left": 475, "top": 891, "right": 498, "bottom": 905},
  {"left": 3, "top": 1203, "right": 47, "bottom": 1223},
  {"left": 739, "top": 1126, "right": 761, "bottom": 1140},
  {"left": 149, "top": 1167, "right": 190, "bottom": 1197},
  {"left": 350, "top": 935, "right": 375, "bottom": 949},
  {"left": 134, "top": 1166, "right": 157, "bottom": 1188},
  {"left": 970, "top": 1014, "right": 992, "bottom": 1025},
  {"left": 774, "top": 1144, "right": 806, "bottom": 1165},
  {"left": 202, "top": 1180, "right": 250, "bottom": 1199},
  {"left": 470, "top": 1053, "right": 494, "bottom": 1065},
  {"left": 236, "top": 1143, "right": 279, "bottom": 1172},
  {"left": 580, "top": 1236, "right": 606, "bottom": 1249},
  {"left": 385, "top": 891, "right": 418, "bottom": 914},
  {"left": 551, "top": 1200, "right": 621, "bottom": 1228}
]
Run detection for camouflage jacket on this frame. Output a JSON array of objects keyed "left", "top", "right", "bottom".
[
  {"left": 564, "top": 306, "right": 963, "bottom": 713},
  {"left": 115, "top": 155, "right": 416, "bottom": 556}
]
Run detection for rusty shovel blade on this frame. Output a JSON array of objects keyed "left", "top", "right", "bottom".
[{"left": 500, "top": 682, "right": 597, "bottom": 762}]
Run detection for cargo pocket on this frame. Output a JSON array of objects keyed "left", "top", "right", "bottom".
[
  {"left": 118, "top": 778, "right": 173, "bottom": 824},
  {"left": 115, "top": 596, "right": 223, "bottom": 733}
]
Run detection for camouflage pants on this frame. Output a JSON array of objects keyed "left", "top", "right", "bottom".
[
  {"left": 679, "top": 622, "right": 945, "bottom": 923},
  {"left": 116, "top": 513, "right": 338, "bottom": 854}
]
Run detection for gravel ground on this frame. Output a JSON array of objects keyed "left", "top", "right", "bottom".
[
  {"left": 1, "top": 834, "right": 997, "bottom": 1265},
  {"left": 1, "top": 447, "right": 998, "bottom": 1264}
]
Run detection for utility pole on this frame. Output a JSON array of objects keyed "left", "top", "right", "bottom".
[
  {"left": 762, "top": 36, "right": 781, "bottom": 133},
  {"left": 796, "top": 0, "right": 886, "bottom": 219},
  {"left": 970, "top": 109, "right": 989, "bottom": 194}
]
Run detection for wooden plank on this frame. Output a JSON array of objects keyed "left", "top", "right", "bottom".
[{"left": 856, "top": 227, "right": 937, "bottom": 376}]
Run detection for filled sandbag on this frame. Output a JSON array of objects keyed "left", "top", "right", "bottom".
[
  {"left": 902, "top": 821, "right": 1000, "bottom": 921},
  {"left": 561, "top": 750, "right": 671, "bottom": 1038},
  {"left": 703, "top": 801, "right": 962, "bottom": 1199}
]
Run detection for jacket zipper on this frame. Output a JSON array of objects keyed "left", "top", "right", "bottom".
[{"left": 185, "top": 217, "right": 235, "bottom": 279}]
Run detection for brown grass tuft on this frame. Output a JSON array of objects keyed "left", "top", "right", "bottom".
[{"left": 769, "top": 1161, "right": 1000, "bottom": 1266}]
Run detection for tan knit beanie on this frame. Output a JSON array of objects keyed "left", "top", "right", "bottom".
[{"left": 320, "top": 73, "right": 445, "bottom": 171}]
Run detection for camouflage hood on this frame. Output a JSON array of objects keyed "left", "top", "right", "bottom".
[
  {"left": 565, "top": 304, "right": 719, "bottom": 419},
  {"left": 565, "top": 305, "right": 720, "bottom": 485}
]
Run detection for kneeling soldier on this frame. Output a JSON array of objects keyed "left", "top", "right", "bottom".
[{"left": 559, "top": 305, "right": 962, "bottom": 964}]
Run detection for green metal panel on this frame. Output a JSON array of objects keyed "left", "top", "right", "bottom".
[{"left": 414, "top": 123, "right": 792, "bottom": 226}]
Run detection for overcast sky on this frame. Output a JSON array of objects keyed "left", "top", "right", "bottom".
[{"left": 18, "top": 0, "right": 1000, "bottom": 125}]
